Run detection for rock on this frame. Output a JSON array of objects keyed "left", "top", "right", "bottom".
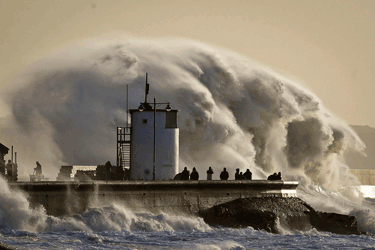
[
  {"left": 0, "top": 241, "right": 15, "bottom": 250},
  {"left": 199, "top": 197, "right": 363, "bottom": 235},
  {"left": 308, "top": 210, "right": 361, "bottom": 235}
]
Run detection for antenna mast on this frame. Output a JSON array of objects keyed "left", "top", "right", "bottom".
[
  {"left": 126, "top": 84, "right": 129, "bottom": 127},
  {"left": 144, "top": 73, "right": 149, "bottom": 103}
]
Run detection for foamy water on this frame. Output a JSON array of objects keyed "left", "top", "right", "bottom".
[
  {"left": 2, "top": 226, "right": 375, "bottom": 250},
  {"left": 1, "top": 205, "right": 375, "bottom": 249},
  {"left": 0, "top": 176, "right": 375, "bottom": 249}
]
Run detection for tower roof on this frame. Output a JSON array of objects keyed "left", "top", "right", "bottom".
[
  {"left": 129, "top": 108, "right": 179, "bottom": 114},
  {"left": 0, "top": 143, "right": 9, "bottom": 155}
]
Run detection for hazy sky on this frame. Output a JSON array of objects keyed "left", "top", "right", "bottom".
[{"left": 1, "top": 0, "right": 375, "bottom": 127}]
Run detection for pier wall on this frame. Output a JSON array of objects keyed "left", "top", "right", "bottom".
[{"left": 10, "top": 180, "right": 298, "bottom": 217}]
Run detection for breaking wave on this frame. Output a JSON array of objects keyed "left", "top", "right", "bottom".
[
  {"left": 0, "top": 176, "right": 210, "bottom": 234},
  {"left": 46, "top": 204, "right": 211, "bottom": 233},
  {"left": 0, "top": 37, "right": 370, "bottom": 228},
  {"left": 0, "top": 176, "right": 46, "bottom": 232},
  {"left": 1, "top": 173, "right": 375, "bottom": 237},
  {"left": 1, "top": 38, "right": 364, "bottom": 189}
]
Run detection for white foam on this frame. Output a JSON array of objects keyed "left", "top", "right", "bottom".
[
  {"left": 0, "top": 176, "right": 47, "bottom": 233},
  {"left": 358, "top": 185, "right": 375, "bottom": 198},
  {"left": 0, "top": 38, "right": 364, "bottom": 190}
]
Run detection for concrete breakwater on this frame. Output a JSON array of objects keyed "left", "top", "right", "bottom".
[{"left": 10, "top": 180, "right": 298, "bottom": 217}]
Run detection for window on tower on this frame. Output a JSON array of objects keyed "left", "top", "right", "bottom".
[{"left": 165, "top": 111, "right": 177, "bottom": 128}]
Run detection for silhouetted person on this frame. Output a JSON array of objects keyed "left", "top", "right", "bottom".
[
  {"left": 276, "top": 172, "right": 282, "bottom": 180},
  {"left": 174, "top": 173, "right": 182, "bottom": 180},
  {"left": 206, "top": 166, "right": 214, "bottom": 180},
  {"left": 244, "top": 169, "right": 252, "bottom": 180},
  {"left": 190, "top": 167, "right": 199, "bottom": 180},
  {"left": 116, "top": 166, "right": 125, "bottom": 180},
  {"left": 34, "top": 161, "right": 42, "bottom": 176},
  {"left": 95, "top": 164, "right": 105, "bottom": 180},
  {"left": 267, "top": 173, "right": 272, "bottom": 180},
  {"left": 105, "top": 161, "right": 112, "bottom": 180},
  {"left": 181, "top": 167, "right": 190, "bottom": 180},
  {"left": 235, "top": 168, "right": 240, "bottom": 180},
  {"left": 220, "top": 168, "right": 229, "bottom": 180}
]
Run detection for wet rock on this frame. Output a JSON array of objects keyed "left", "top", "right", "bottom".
[
  {"left": 308, "top": 210, "right": 361, "bottom": 235},
  {"left": 0, "top": 241, "right": 15, "bottom": 250},
  {"left": 199, "top": 197, "right": 363, "bottom": 235}
]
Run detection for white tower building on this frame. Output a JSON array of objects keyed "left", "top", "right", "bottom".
[{"left": 129, "top": 96, "right": 179, "bottom": 181}]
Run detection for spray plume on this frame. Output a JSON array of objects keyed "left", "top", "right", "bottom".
[{"left": 0, "top": 38, "right": 365, "bottom": 193}]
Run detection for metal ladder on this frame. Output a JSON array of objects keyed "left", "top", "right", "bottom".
[{"left": 117, "top": 127, "right": 131, "bottom": 169}]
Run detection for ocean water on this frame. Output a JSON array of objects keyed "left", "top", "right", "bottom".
[
  {"left": 2, "top": 223, "right": 375, "bottom": 250},
  {"left": 1, "top": 204, "right": 375, "bottom": 250},
  {"left": 0, "top": 177, "right": 375, "bottom": 250}
]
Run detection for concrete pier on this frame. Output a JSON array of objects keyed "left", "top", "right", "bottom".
[{"left": 10, "top": 180, "right": 298, "bottom": 217}]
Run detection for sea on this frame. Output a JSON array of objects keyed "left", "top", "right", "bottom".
[{"left": 1, "top": 177, "right": 375, "bottom": 250}]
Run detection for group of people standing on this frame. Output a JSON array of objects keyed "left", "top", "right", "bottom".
[
  {"left": 267, "top": 172, "right": 282, "bottom": 180},
  {"left": 234, "top": 168, "right": 252, "bottom": 180},
  {"left": 176, "top": 167, "right": 283, "bottom": 181},
  {"left": 177, "top": 166, "right": 253, "bottom": 181},
  {"left": 180, "top": 167, "right": 200, "bottom": 180}
]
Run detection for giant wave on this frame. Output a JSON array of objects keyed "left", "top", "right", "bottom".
[{"left": 0, "top": 38, "right": 373, "bottom": 238}]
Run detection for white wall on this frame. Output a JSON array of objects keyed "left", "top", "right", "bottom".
[{"left": 130, "top": 110, "right": 179, "bottom": 180}]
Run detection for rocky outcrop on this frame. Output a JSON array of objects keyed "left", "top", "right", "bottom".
[
  {"left": 308, "top": 210, "right": 360, "bottom": 235},
  {"left": 199, "top": 197, "right": 363, "bottom": 235},
  {"left": 0, "top": 241, "right": 14, "bottom": 250}
]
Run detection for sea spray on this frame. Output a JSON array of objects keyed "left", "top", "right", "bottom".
[
  {"left": 44, "top": 203, "right": 211, "bottom": 233},
  {"left": 0, "top": 176, "right": 211, "bottom": 233},
  {"left": 88, "top": 182, "right": 99, "bottom": 208},
  {"left": 349, "top": 200, "right": 375, "bottom": 235},
  {"left": 65, "top": 183, "right": 82, "bottom": 216},
  {"left": 0, "top": 37, "right": 372, "bottom": 234},
  {"left": 0, "top": 178, "right": 375, "bottom": 249},
  {"left": 2, "top": 38, "right": 364, "bottom": 192},
  {"left": 0, "top": 176, "right": 47, "bottom": 232}
]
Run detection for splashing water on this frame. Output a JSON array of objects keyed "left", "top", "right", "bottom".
[
  {"left": 0, "top": 175, "right": 211, "bottom": 235},
  {"left": 350, "top": 207, "right": 375, "bottom": 234},
  {"left": 44, "top": 203, "right": 211, "bottom": 233},
  {"left": 0, "top": 38, "right": 372, "bottom": 239},
  {"left": 2, "top": 38, "right": 365, "bottom": 188},
  {"left": 0, "top": 176, "right": 47, "bottom": 233},
  {"left": 0, "top": 174, "right": 375, "bottom": 249}
]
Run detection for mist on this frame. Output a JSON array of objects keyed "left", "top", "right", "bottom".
[{"left": 0, "top": 38, "right": 365, "bottom": 192}]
